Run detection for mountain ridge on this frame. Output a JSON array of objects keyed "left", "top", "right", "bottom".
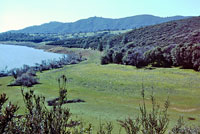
[{"left": 9, "top": 15, "right": 190, "bottom": 34}]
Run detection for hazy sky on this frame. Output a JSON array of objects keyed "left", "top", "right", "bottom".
[{"left": 0, "top": 0, "right": 200, "bottom": 32}]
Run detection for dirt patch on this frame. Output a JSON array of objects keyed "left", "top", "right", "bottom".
[{"left": 171, "top": 107, "right": 200, "bottom": 112}]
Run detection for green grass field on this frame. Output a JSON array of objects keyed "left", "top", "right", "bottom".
[{"left": 0, "top": 48, "right": 200, "bottom": 132}]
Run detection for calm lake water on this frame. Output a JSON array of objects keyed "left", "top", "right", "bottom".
[{"left": 0, "top": 44, "right": 64, "bottom": 70}]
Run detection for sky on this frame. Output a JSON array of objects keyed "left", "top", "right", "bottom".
[{"left": 0, "top": 0, "right": 200, "bottom": 33}]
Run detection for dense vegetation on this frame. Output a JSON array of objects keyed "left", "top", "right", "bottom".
[
  {"left": 0, "top": 32, "right": 60, "bottom": 43},
  {"left": 46, "top": 32, "right": 113, "bottom": 50},
  {"left": 0, "top": 31, "right": 121, "bottom": 44},
  {"left": 10, "top": 15, "right": 187, "bottom": 34},
  {"left": 101, "top": 16, "right": 200, "bottom": 71}
]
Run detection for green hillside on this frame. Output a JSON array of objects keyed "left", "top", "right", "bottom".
[
  {"left": 102, "top": 16, "right": 200, "bottom": 71},
  {"left": 0, "top": 48, "right": 200, "bottom": 133}
]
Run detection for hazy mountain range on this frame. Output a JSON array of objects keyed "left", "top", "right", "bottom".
[{"left": 10, "top": 15, "right": 189, "bottom": 34}]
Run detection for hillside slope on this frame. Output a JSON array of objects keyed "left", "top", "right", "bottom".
[
  {"left": 108, "top": 16, "right": 200, "bottom": 48},
  {"left": 10, "top": 15, "right": 188, "bottom": 34},
  {"left": 102, "top": 16, "right": 200, "bottom": 70}
]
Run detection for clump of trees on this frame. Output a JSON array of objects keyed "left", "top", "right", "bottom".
[
  {"left": 101, "top": 43, "right": 200, "bottom": 71},
  {"left": 101, "top": 46, "right": 151, "bottom": 67},
  {"left": 9, "top": 65, "right": 38, "bottom": 87},
  {"left": 11, "top": 73, "right": 39, "bottom": 87},
  {"left": 144, "top": 44, "right": 175, "bottom": 67},
  {"left": 46, "top": 32, "right": 114, "bottom": 51},
  {"left": 144, "top": 43, "right": 200, "bottom": 71},
  {"left": 0, "top": 32, "right": 59, "bottom": 43},
  {"left": 171, "top": 43, "right": 200, "bottom": 71}
]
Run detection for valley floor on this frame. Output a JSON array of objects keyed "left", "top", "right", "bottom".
[{"left": 0, "top": 47, "right": 200, "bottom": 133}]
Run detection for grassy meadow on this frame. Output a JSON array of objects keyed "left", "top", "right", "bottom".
[{"left": 0, "top": 48, "right": 200, "bottom": 132}]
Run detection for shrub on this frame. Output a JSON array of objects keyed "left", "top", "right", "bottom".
[
  {"left": 118, "top": 117, "right": 140, "bottom": 134},
  {"left": 101, "top": 49, "right": 114, "bottom": 65},
  {"left": 171, "top": 43, "right": 200, "bottom": 71},
  {"left": 118, "top": 89, "right": 169, "bottom": 134},
  {"left": 112, "top": 50, "right": 123, "bottom": 64},
  {"left": 0, "top": 94, "right": 19, "bottom": 133},
  {"left": 0, "top": 75, "right": 81, "bottom": 134},
  {"left": 97, "top": 122, "right": 113, "bottom": 134},
  {"left": 0, "top": 75, "right": 115, "bottom": 134},
  {"left": 169, "top": 116, "right": 200, "bottom": 134},
  {"left": 171, "top": 43, "right": 193, "bottom": 68},
  {"left": 145, "top": 45, "right": 174, "bottom": 67},
  {"left": 97, "top": 41, "right": 103, "bottom": 52},
  {"left": 10, "top": 73, "right": 39, "bottom": 87},
  {"left": 101, "top": 55, "right": 111, "bottom": 65},
  {"left": 122, "top": 47, "right": 148, "bottom": 67}
]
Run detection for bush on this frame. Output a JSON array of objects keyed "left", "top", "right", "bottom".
[
  {"left": 0, "top": 93, "right": 19, "bottom": 133},
  {"left": 122, "top": 47, "right": 148, "bottom": 67},
  {"left": 97, "top": 42, "right": 103, "bottom": 52},
  {"left": 0, "top": 75, "right": 115, "bottom": 134},
  {"left": 118, "top": 89, "right": 169, "bottom": 134},
  {"left": 171, "top": 43, "right": 200, "bottom": 71},
  {"left": 10, "top": 73, "right": 39, "bottom": 87},
  {"left": 145, "top": 46, "right": 174, "bottom": 67},
  {"left": 101, "top": 49, "right": 114, "bottom": 65},
  {"left": 101, "top": 55, "right": 110, "bottom": 65},
  {"left": 0, "top": 75, "right": 82, "bottom": 134},
  {"left": 169, "top": 116, "right": 200, "bottom": 134},
  {"left": 112, "top": 50, "right": 123, "bottom": 64}
]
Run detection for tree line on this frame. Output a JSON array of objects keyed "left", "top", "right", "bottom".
[{"left": 101, "top": 43, "right": 200, "bottom": 71}]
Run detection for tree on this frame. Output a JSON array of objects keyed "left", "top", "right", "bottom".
[{"left": 97, "top": 41, "right": 103, "bottom": 51}]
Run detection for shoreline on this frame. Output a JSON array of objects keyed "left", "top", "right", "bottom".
[
  {"left": 0, "top": 42, "right": 87, "bottom": 77},
  {"left": 0, "top": 41, "right": 87, "bottom": 55},
  {"left": 0, "top": 41, "right": 94, "bottom": 60},
  {"left": 0, "top": 41, "right": 40, "bottom": 48}
]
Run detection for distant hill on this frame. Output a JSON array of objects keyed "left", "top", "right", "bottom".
[
  {"left": 10, "top": 15, "right": 188, "bottom": 34},
  {"left": 101, "top": 16, "right": 200, "bottom": 71}
]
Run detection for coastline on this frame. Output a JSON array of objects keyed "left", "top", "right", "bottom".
[
  {"left": 0, "top": 41, "right": 41, "bottom": 48},
  {"left": 0, "top": 41, "right": 86, "bottom": 55},
  {"left": 0, "top": 42, "right": 87, "bottom": 77}
]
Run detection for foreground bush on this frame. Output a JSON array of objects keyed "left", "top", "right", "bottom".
[
  {"left": 169, "top": 117, "right": 200, "bottom": 134},
  {"left": 118, "top": 89, "right": 169, "bottom": 134},
  {"left": 1, "top": 75, "right": 114, "bottom": 134},
  {"left": 1, "top": 75, "right": 80, "bottom": 133}
]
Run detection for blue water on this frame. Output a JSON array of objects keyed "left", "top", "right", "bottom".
[{"left": 0, "top": 44, "right": 64, "bottom": 70}]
